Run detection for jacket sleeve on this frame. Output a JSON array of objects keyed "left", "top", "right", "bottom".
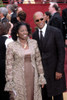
[
  {"left": 35, "top": 41, "right": 47, "bottom": 85},
  {"left": 55, "top": 29, "right": 65, "bottom": 73},
  {"left": 5, "top": 44, "right": 15, "bottom": 91}
]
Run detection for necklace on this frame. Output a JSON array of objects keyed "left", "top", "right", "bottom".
[
  {"left": 24, "top": 43, "right": 27, "bottom": 49},
  {"left": 21, "top": 42, "right": 28, "bottom": 49}
]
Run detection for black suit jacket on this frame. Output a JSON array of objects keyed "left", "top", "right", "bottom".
[
  {"left": 0, "top": 36, "right": 10, "bottom": 100},
  {"left": 11, "top": 12, "right": 18, "bottom": 25},
  {"left": 49, "top": 12, "right": 65, "bottom": 40},
  {"left": 0, "top": 36, "right": 7, "bottom": 91},
  {"left": 62, "top": 8, "right": 67, "bottom": 27},
  {"left": 62, "top": 8, "right": 67, "bottom": 38},
  {"left": 32, "top": 25, "right": 66, "bottom": 96}
]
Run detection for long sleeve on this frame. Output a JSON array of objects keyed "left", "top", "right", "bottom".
[
  {"left": 35, "top": 42, "right": 47, "bottom": 85},
  {"left": 5, "top": 44, "right": 15, "bottom": 91}
]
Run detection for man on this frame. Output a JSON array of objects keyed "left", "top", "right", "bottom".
[
  {"left": 0, "top": 22, "right": 11, "bottom": 100},
  {"left": 48, "top": 3, "right": 65, "bottom": 41},
  {"left": 6, "top": 4, "right": 18, "bottom": 25},
  {"left": 32, "top": 11, "right": 66, "bottom": 100}
]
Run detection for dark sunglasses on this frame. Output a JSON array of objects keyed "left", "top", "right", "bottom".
[{"left": 35, "top": 18, "right": 44, "bottom": 22}]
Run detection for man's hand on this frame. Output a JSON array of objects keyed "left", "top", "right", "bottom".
[{"left": 55, "top": 72, "right": 62, "bottom": 80}]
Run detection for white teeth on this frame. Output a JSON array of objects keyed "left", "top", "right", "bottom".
[
  {"left": 39, "top": 23, "right": 43, "bottom": 26},
  {"left": 24, "top": 35, "right": 27, "bottom": 37}
]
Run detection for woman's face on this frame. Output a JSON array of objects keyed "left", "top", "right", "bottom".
[{"left": 18, "top": 25, "right": 28, "bottom": 40}]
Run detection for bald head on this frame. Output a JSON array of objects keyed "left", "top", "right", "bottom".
[
  {"left": 33, "top": 11, "right": 43, "bottom": 21},
  {"left": 17, "top": 7, "right": 23, "bottom": 14},
  {"left": 33, "top": 11, "right": 45, "bottom": 29}
]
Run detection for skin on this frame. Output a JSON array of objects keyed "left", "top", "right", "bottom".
[
  {"left": 48, "top": 4, "right": 54, "bottom": 14},
  {"left": 48, "top": 3, "right": 58, "bottom": 15},
  {"left": 17, "top": 25, "right": 28, "bottom": 49},
  {"left": 17, "top": 7, "right": 23, "bottom": 14},
  {"left": 33, "top": 11, "right": 45, "bottom": 29},
  {"left": 18, "top": 25, "right": 28, "bottom": 40},
  {"left": 33, "top": 11, "right": 62, "bottom": 81},
  {"left": 44, "top": 13, "right": 49, "bottom": 23}
]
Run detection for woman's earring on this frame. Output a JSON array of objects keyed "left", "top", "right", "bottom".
[{"left": 17, "top": 34, "right": 18, "bottom": 36}]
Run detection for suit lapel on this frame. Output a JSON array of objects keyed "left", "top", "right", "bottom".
[{"left": 43, "top": 25, "right": 50, "bottom": 49}]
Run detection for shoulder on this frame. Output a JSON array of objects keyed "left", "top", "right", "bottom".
[
  {"left": 47, "top": 25, "right": 62, "bottom": 35},
  {"left": 47, "top": 25, "right": 59, "bottom": 31},
  {"left": 7, "top": 40, "right": 17, "bottom": 49},
  {"left": 62, "top": 8, "right": 67, "bottom": 12},
  {"left": 28, "top": 38, "right": 38, "bottom": 48},
  {"left": 52, "top": 13, "right": 61, "bottom": 19},
  {"left": 33, "top": 29, "right": 38, "bottom": 35},
  {"left": 0, "top": 36, "right": 7, "bottom": 43},
  {"left": 29, "top": 38, "right": 37, "bottom": 44},
  {"left": 5, "top": 38, "right": 13, "bottom": 48}
]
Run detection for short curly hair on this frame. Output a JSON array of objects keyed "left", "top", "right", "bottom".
[{"left": 11, "top": 22, "right": 31, "bottom": 41}]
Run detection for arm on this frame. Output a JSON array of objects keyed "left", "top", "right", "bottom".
[
  {"left": 54, "top": 29, "right": 65, "bottom": 80},
  {"left": 35, "top": 41, "right": 47, "bottom": 87},
  {"left": 5, "top": 44, "right": 14, "bottom": 91}
]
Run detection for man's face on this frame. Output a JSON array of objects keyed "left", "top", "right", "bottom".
[
  {"left": 34, "top": 12, "right": 45, "bottom": 29},
  {"left": 48, "top": 4, "right": 53, "bottom": 14}
]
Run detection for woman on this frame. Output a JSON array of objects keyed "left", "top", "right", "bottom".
[{"left": 5, "top": 22, "right": 46, "bottom": 100}]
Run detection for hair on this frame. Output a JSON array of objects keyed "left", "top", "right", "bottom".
[
  {"left": 53, "top": 4, "right": 59, "bottom": 11},
  {"left": 17, "top": 11, "right": 26, "bottom": 21},
  {"left": 11, "top": 22, "right": 31, "bottom": 41},
  {"left": 0, "top": 22, "right": 4, "bottom": 36},
  {"left": 3, "top": 22, "right": 11, "bottom": 35},
  {"left": 6, "top": 4, "right": 13, "bottom": 12},
  {"left": 17, "top": 7, "right": 23, "bottom": 14},
  {"left": 58, "top": 7, "right": 61, "bottom": 14},
  {"left": 12, "top": 4, "right": 18, "bottom": 13},
  {"left": 45, "top": 11, "right": 51, "bottom": 19},
  {"left": 0, "top": 7, "right": 8, "bottom": 17},
  {"left": 0, "top": 22, "right": 11, "bottom": 36}
]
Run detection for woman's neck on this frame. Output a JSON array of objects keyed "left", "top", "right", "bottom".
[{"left": 19, "top": 38, "right": 27, "bottom": 44}]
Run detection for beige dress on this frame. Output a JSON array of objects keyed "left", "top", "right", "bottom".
[{"left": 24, "top": 49, "right": 34, "bottom": 100}]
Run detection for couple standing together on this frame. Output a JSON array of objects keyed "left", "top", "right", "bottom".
[{"left": 5, "top": 11, "right": 66, "bottom": 100}]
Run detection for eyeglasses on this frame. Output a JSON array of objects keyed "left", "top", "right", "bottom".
[{"left": 35, "top": 18, "right": 44, "bottom": 22}]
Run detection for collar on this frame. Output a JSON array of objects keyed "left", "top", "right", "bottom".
[
  {"left": 3, "top": 35, "right": 10, "bottom": 38},
  {"left": 38, "top": 24, "right": 47, "bottom": 37},
  {"left": 10, "top": 12, "right": 13, "bottom": 16},
  {"left": 38, "top": 23, "right": 47, "bottom": 32}
]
